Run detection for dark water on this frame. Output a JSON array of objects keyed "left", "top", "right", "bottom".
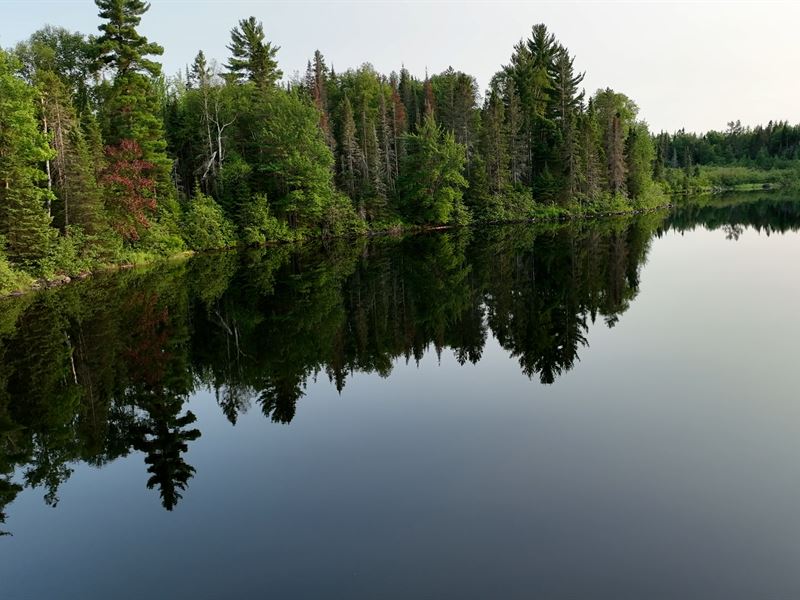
[{"left": 2, "top": 194, "right": 800, "bottom": 599}]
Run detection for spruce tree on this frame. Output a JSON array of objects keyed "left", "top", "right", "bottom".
[{"left": 226, "top": 17, "right": 282, "bottom": 89}]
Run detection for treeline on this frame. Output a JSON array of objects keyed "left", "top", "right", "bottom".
[
  {"left": 666, "top": 191, "right": 800, "bottom": 238},
  {"left": 0, "top": 214, "right": 660, "bottom": 528},
  {"left": 655, "top": 120, "right": 800, "bottom": 171},
  {"left": 0, "top": 0, "right": 664, "bottom": 291},
  {"left": 653, "top": 120, "right": 800, "bottom": 193}
]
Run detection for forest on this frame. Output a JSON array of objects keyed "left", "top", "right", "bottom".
[
  {"left": 2, "top": 0, "right": 798, "bottom": 295},
  {"left": 0, "top": 0, "right": 668, "bottom": 293}
]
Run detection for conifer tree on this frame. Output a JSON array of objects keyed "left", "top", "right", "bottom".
[
  {"left": 36, "top": 71, "right": 104, "bottom": 234},
  {"left": 93, "top": 0, "right": 172, "bottom": 199},
  {"left": 481, "top": 87, "right": 510, "bottom": 194},
  {"left": 377, "top": 91, "right": 396, "bottom": 194},
  {"left": 625, "top": 122, "right": 655, "bottom": 201},
  {"left": 226, "top": 17, "right": 281, "bottom": 89},
  {"left": 337, "top": 96, "right": 362, "bottom": 202},
  {"left": 398, "top": 114, "right": 468, "bottom": 224}
]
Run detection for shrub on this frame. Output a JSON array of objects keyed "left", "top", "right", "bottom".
[
  {"left": 0, "top": 243, "right": 32, "bottom": 294},
  {"left": 238, "top": 193, "right": 292, "bottom": 245},
  {"left": 320, "top": 192, "right": 367, "bottom": 238},
  {"left": 182, "top": 191, "right": 237, "bottom": 251}
]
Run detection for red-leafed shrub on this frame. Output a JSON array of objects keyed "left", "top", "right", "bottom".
[{"left": 102, "top": 139, "right": 156, "bottom": 241}]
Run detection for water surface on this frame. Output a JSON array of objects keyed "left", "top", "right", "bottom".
[{"left": 2, "top": 194, "right": 800, "bottom": 599}]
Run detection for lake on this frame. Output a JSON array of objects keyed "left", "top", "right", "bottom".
[{"left": 2, "top": 193, "right": 800, "bottom": 599}]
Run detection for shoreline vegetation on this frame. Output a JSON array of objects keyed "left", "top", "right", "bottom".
[
  {"left": 2, "top": 201, "right": 676, "bottom": 297},
  {"left": 2, "top": 1, "right": 800, "bottom": 297}
]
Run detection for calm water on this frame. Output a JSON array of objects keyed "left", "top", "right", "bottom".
[{"left": 2, "top": 194, "right": 800, "bottom": 599}]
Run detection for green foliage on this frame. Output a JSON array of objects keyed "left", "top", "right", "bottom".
[
  {"left": 256, "top": 90, "right": 339, "bottom": 230},
  {"left": 93, "top": 0, "right": 172, "bottom": 195},
  {"left": 93, "top": 0, "right": 164, "bottom": 77},
  {"left": 398, "top": 115, "right": 469, "bottom": 224},
  {"left": 6, "top": 11, "right": 777, "bottom": 297},
  {"left": 134, "top": 220, "right": 186, "bottom": 258},
  {"left": 38, "top": 228, "right": 96, "bottom": 277},
  {"left": 226, "top": 17, "right": 282, "bottom": 89},
  {"left": 320, "top": 192, "right": 368, "bottom": 237},
  {"left": 182, "top": 191, "right": 237, "bottom": 251},
  {"left": 626, "top": 122, "right": 655, "bottom": 200},
  {"left": 0, "top": 245, "right": 33, "bottom": 294},
  {"left": 237, "top": 194, "right": 291, "bottom": 245},
  {"left": 0, "top": 49, "right": 57, "bottom": 270}
]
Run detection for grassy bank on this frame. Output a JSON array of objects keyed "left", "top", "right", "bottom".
[{"left": 662, "top": 164, "right": 800, "bottom": 195}]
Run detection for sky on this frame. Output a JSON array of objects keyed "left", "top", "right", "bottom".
[{"left": 1, "top": 0, "right": 798, "bottom": 133}]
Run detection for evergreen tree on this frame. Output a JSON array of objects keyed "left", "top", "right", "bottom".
[
  {"left": 93, "top": 0, "right": 172, "bottom": 200},
  {"left": 35, "top": 72, "right": 105, "bottom": 235},
  {"left": 481, "top": 87, "right": 510, "bottom": 195},
  {"left": 337, "top": 96, "right": 362, "bottom": 203},
  {"left": 398, "top": 114, "right": 468, "bottom": 224},
  {"left": 226, "top": 17, "right": 282, "bottom": 89}
]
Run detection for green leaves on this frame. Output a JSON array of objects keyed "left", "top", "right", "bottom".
[{"left": 398, "top": 115, "right": 469, "bottom": 225}]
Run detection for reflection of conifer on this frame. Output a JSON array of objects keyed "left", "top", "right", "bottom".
[
  {"left": 133, "top": 400, "right": 200, "bottom": 511},
  {"left": 258, "top": 377, "right": 304, "bottom": 424}
]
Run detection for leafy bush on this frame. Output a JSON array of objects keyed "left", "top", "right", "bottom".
[
  {"left": 182, "top": 191, "right": 237, "bottom": 251},
  {"left": 37, "top": 228, "right": 94, "bottom": 278},
  {"left": 320, "top": 192, "right": 368, "bottom": 237},
  {"left": 134, "top": 221, "right": 186, "bottom": 258},
  {"left": 238, "top": 193, "right": 292, "bottom": 245},
  {"left": 0, "top": 243, "right": 32, "bottom": 294}
]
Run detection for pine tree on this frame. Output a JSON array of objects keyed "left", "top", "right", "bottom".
[
  {"left": 305, "top": 50, "right": 334, "bottom": 151},
  {"left": 626, "top": 122, "right": 655, "bottom": 201},
  {"left": 93, "top": 0, "right": 172, "bottom": 198},
  {"left": 93, "top": 0, "right": 163, "bottom": 77},
  {"left": 503, "top": 77, "right": 526, "bottom": 188},
  {"left": 389, "top": 72, "right": 407, "bottom": 178},
  {"left": 226, "top": 17, "right": 281, "bottom": 89},
  {"left": 578, "top": 104, "right": 603, "bottom": 201},
  {"left": 377, "top": 90, "right": 395, "bottom": 194},
  {"left": 36, "top": 71, "right": 104, "bottom": 234},
  {"left": 551, "top": 48, "right": 585, "bottom": 202}
]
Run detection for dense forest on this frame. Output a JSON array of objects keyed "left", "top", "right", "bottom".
[
  {"left": 0, "top": 0, "right": 671, "bottom": 293},
  {"left": 3, "top": 1, "right": 798, "bottom": 294},
  {"left": 0, "top": 212, "right": 663, "bottom": 529}
]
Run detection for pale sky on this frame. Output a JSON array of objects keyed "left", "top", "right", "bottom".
[{"left": 1, "top": 0, "right": 798, "bottom": 133}]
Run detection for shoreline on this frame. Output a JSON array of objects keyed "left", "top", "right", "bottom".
[{"left": 2, "top": 203, "right": 675, "bottom": 300}]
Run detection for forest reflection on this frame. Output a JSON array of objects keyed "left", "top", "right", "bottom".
[{"left": 1, "top": 198, "right": 798, "bottom": 527}]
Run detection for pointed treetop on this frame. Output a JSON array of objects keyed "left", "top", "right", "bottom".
[
  {"left": 93, "top": 0, "right": 163, "bottom": 77},
  {"left": 226, "top": 16, "right": 282, "bottom": 88}
]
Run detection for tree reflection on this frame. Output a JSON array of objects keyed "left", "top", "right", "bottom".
[{"left": 4, "top": 203, "right": 792, "bottom": 528}]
